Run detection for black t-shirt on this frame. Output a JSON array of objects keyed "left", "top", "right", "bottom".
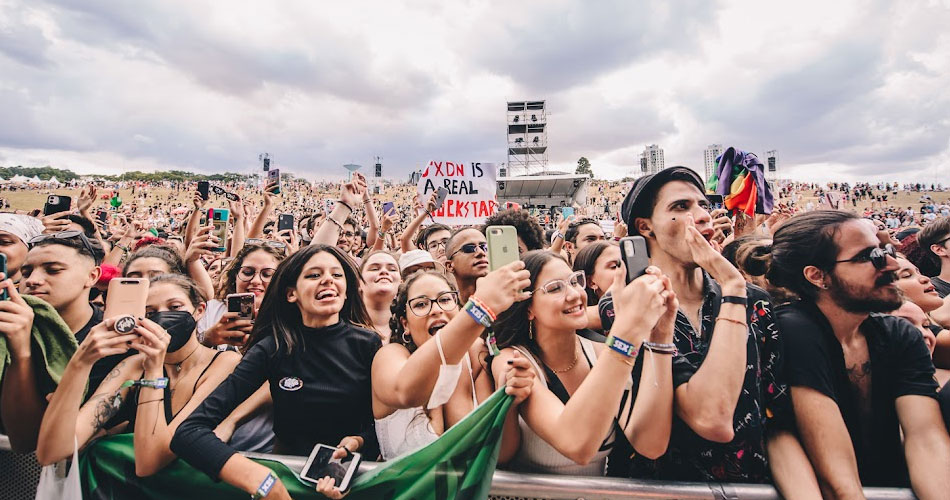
[
  {"left": 776, "top": 300, "right": 939, "bottom": 487},
  {"left": 940, "top": 382, "right": 950, "bottom": 431},
  {"left": 171, "top": 321, "right": 382, "bottom": 480},
  {"left": 932, "top": 277, "right": 950, "bottom": 299}
]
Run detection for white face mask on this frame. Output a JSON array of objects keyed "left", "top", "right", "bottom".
[{"left": 427, "top": 331, "right": 462, "bottom": 409}]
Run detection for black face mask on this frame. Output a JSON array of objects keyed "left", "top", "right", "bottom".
[{"left": 147, "top": 310, "right": 197, "bottom": 353}]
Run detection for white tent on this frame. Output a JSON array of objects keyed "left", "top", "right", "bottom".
[
  {"left": 29, "top": 175, "right": 41, "bottom": 183},
  {"left": 48, "top": 176, "right": 60, "bottom": 185},
  {"left": 11, "top": 175, "right": 29, "bottom": 183}
]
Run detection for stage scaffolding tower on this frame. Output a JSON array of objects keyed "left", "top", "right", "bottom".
[{"left": 506, "top": 101, "right": 548, "bottom": 176}]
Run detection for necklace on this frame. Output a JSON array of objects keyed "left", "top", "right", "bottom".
[
  {"left": 549, "top": 342, "right": 579, "bottom": 374},
  {"left": 164, "top": 344, "right": 200, "bottom": 373}
]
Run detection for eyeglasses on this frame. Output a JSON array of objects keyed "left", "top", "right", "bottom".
[
  {"left": 426, "top": 238, "right": 449, "bottom": 252},
  {"left": 535, "top": 271, "right": 586, "bottom": 295},
  {"left": 342, "top": 231, "right": 356, "bottom": 238},
  {"left": 448, "top": 242, "right": 488, "bottom": 259},
  {"left": 407, "top": 291, "right": 459, "bottom": 316},
  {"left": 834, "top": 244, "right": 897, "bottom": 270},
  {"left": 245, "top": 239, "right": 286, "bottom": 251},
  {"left": 211, "top": 186, "right": 240, "bottom": 201},
  {"left": 237, "top": 266, "right": 276, "bottom": 282},
  {"left": 28, "top": 231, "right": 102, "bottom": 264},
  {"left": 935, "top": 236, "right": 950, "bottom": 247}
]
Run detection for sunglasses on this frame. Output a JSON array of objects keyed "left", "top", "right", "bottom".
[
  {"left": 29, "top": 231, "right": 102, "bottom": 264},
  {"left": 448, "top": 242, "right": 488, "bottom": 259},
  {"left": 211, "top": 185, "right": 240, "bottom": 201},
  {"left": 834, "top": 244, "right": 897, "bottom": 270}
]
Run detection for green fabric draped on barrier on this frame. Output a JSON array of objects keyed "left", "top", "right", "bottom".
[{"left": 80, "top": 388, "right": 513, "bottom": 499}]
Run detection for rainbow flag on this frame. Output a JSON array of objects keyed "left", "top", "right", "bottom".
[{"left": 706, "top": 147, "right": 774, "bottom": 217}]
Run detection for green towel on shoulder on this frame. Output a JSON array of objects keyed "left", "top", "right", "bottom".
[{"left": 0, "top": 295, "right": 78, "bottom": 397}]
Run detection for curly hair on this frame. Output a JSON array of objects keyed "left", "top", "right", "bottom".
[
  {"left": 388, "top": 270, "right": 457, "bottom": 352},
  {"left": 215, "top": 243, "right": 286, "bottom": 300},
  {"left": 483, "top": 209, "right": 545, "bottom": 251},
  {"left": 123, "top": 244, "right": 185, "bottom": 277}
]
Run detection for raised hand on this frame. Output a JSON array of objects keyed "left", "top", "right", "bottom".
[
  {"left": 41, "top": 211, "right": 71, "bottom": 234},
  {"left": 682, "top": 213, "right": 744, "bottom": 290},
  {"left": 73, "top": 319, "right": 136, "bottom": 369},
  {"left": 472, "top": 260, "right": 532, "bottom": 316},
  {"left": 0, "top": 278, "right": 35, "bottom": 358},
  {"left": 185, "top": 225, "right": 218, "bottom": 264},
  {"left": 202, "top": 312, "right": 253, "bottom": 347},
  {"left": 607, "top": 266, "right": 669, "bottom": 344},
  {"left": 128, "top": 317, "right": 171, "bottom": 373}
]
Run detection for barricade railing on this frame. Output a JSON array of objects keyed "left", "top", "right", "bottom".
[{"left": 2, "top": 436, "right": 917, "bottom": 500}]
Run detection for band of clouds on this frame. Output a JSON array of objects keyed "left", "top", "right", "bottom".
[{"left": 0, "top": 0, "right": 947, "bottom": 183}]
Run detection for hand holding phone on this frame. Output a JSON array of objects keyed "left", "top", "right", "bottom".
[
  {"left": 619, "top": 236, "right": 650, "bottom": 284},
  {"left": 227, "top": 293, "right": 255, "bottom": 321},
  {"left": 197, "top": 181, "right": 210, "bottom": 201},
  {"left": 300, "top": 444, "right": 361, "bottom": 493},
  {"left": 104, "top": 278, "right": 149, "bottom": 333},
  {"left": 432, "top": 187, "right": 449, "bottom": 211},
  {"left": 486, "top": 225, "right": 519, "bottom": 271},
  {"left": 43, "top": 195, "right": 72, "bottom": 216}
]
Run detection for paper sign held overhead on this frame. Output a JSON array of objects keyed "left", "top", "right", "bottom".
[{"left": 416, "top": 161, "right": 498, "bottom": 225}]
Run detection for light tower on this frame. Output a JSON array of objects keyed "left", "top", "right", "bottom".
[
  {"left": 765, "top": 150, "right": 779, "bottom": 182},
  {"left": 343, "top": 163, "right": 362, "bottom": 181},
  {"left": 507, "top": 101, "right": 548, "bottom": 176}
]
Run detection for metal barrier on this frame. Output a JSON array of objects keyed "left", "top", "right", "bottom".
[{"left": 2, "top": 436, "right": 917, "bottom": 500}]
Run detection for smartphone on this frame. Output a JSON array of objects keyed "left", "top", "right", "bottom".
[
  {"left": 43, "top": 195, "right": 71, "bottom": 215},
  {"left": 707, "top": 194, "right": 724, "bottom": 212},
  {"left": 197, "top": 181, "right": 210, "bottom": 201},
  {"left": 432, "top": 187, "right": 449, "bottom": 210},
  {"left": 104, "top": 278, "right": 149, "bottom": 332},
  {"left": 560, "top": 206, "right": 575, "bottom": 218},
  {"left": 619, "top": 236, "right": 650, "bottom": 284},
  {"left": 226, "top": 292, "right": 255, "bottom": 321},
  {"left": 381, "top": 201, "right": 395, "bottom": 215},
  {"left": 486, "top": 225, "right": 519, "bottom": 271},
  {"left": 208, "top": 208, "right": 230, "bottom": 253},
  {"left": 277, "top": 213, "right": 294, "bottom": 232},
  {"left": 299, "top": 444, "right": 361, "bottom": 492},
  {"left": 0, "top": 254, "right": 7, "bottom": 300},
  {"left": 267, "top": 169, "right": 281, "bottom": 195}
]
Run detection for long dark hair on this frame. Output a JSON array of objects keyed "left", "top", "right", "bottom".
[
  {"left": 388, "top": 270, "right": 457, "bottom": 353},
  {"left": 767, "top": 210, "right": 858, "bottom": 300},
  {"left": 572, "top": 240, "right": 613, "bottom": 306},
  {"left": 493, "top": 250, "right": 564, "bottom": 356},
  {"left": 245, "top": 245, "right": 372, "bottom": 354}
]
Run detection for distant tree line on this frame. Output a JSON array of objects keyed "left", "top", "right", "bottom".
[{"left": 0, "top": 166, "right": 272, "bottom": 183}]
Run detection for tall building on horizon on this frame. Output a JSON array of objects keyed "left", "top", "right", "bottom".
[
  {"left": 639, "top": 144, "right": 665, "bottom": 176},
  {"left": 704, "top": 144, "right": 723, "bottom": 181},
  {"left": 765, "top": 150, "right": 779, "bottom": 182}
]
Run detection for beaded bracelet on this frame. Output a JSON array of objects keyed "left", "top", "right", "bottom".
[{"left": 642, "top": 341, "right": 677, "bottom": 355}]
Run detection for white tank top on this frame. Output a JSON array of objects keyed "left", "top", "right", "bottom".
[
  {"left": 376, "top": 354, "right": 477, "bottom": 461},
  {"left": 509, "top": 337, "right": 624, "bottom": 476}
]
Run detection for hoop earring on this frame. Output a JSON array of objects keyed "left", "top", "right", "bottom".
[{"left": 402, "top": 330, "right": 411, "bottom": 345}]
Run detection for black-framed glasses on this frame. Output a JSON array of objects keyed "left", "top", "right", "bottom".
[
  {"left": 834, "top": 244, "right": 897, "bottom": 270},
  {"left": 28, "top": 231, "right": 102, "bottom": 264},
  {"left": 245, "top": 238, "right": 286, "bottom": 251},
  {"left": 211, "top": 185, "right": 240, "bottom": 201},
  {"left": 935, "top": 236, "right": 950, "bottom": 248},
  {"left": 237, "top": 266, "right": 276, "bottom": 282},
  {"left": 448, "top": 242, "right": 488, "bottom": 259},
  {"left": 536, "top": 271, "right": 586, "bottom": 295},
  {"left": 407, "top": 291, "right": 459, "bottom": 316},
  {"left": 426, "top": 238, "right": 449, "bottom": 252}
]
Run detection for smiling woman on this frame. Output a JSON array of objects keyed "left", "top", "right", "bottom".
[
  {"left": 171, "top": 244, "right": 382, "bottom": 499},
  {"left": 361, "top": 250, "right": 401, "bottom": 342}
]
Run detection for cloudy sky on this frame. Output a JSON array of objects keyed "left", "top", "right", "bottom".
[{"left": 1, "top": 0, "right": 948, "bottom": 184}]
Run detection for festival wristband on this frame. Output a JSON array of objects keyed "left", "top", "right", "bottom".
[
  {"left": 485, "top": 332, "right": 500, "bottom": 356},
  {"left": 605, "top": 335, "right": 638, "bottom": 358},
  {"left": 464, "top": 299, "right": 493, "bottom": 328},
  {"left": 119, "top": 378, "right": 169, "bottom": 390},
  {"left": 251, "top": 471, "right": 277, "bottom": 500},
  {"left": 468, "top": 295, "right": 497, "bottom": 322},
  {"left": 721, "top": 295, "right": 747, "bottom": 306},
  {"left": 335, "top": 200, "right": 354, "bottom": 213}
]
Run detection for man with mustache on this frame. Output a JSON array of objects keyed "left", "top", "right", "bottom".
[{"left": 770, "top": 211, "right": 950, "bottom": 499}]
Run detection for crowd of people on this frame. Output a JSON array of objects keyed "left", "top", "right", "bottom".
[{"left": 0, "top": 166, "right": 948, "bottom": 500}]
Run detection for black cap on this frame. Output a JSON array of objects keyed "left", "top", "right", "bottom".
[{"left": 621, "top": 166, "right": 705, "bottom": 230}]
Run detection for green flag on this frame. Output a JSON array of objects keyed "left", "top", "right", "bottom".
[{"left": 81, "top": 388, "right": 513, "bottom": 500}]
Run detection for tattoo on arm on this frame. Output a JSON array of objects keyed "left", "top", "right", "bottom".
[{"left": 91, "top": 394, "right": 122, "bottom": 431}]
